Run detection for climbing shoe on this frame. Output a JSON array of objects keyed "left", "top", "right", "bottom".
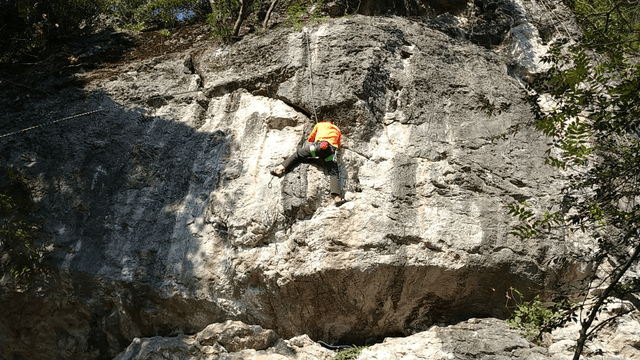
[
  {"left": 270, "top": 166, "right": 285, "bottom": 178},
  {"left": 333, "top": 197, "right": 347, "bottom": 206}
]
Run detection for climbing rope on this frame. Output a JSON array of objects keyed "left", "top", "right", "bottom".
[
  {"left": 1, "top": 32, "right": 323, "bottom": 138},
  {"left": 318, "top": 340, "right": 353, "bottom": 351},
  {"left": 0, "top": 89, "right": 202, "bottom": 139},
  {"left": 305, "top": 30, "right": 319, "bottom": 124},
  {"left": 0, "top": 107, "right": 116, "bottom": 139}
]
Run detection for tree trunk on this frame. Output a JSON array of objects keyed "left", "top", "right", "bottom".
[
  {"left": 232, "top": 0, "right": 246, "bottom": 37},
  {"left": 263, "top": 0, "right": 278, "bottom": 29}
]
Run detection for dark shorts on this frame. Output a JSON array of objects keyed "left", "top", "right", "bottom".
[{"left": 281, "top": 142, "right": 340, "bottom": 195}]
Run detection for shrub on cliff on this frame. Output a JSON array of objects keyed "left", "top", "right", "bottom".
[{"left": 0, "top": 168, "right": 49, "bottom": 284}]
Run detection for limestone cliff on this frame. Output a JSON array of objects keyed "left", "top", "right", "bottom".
[{"left": 0, "top": 1, "right": 638, "bottom": 359}]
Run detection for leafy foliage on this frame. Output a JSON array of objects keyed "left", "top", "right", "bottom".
[
  {"left": 0, "top": 0, "right": 109, "bottom": 62},
  {"left": 612, "top": 278, "right": 640, "bottom": 299},
  {"left": 206, "top": 0, "right": 272, "bottom": 41},
  {"left": 0, "top": 0, "right": 208, "bottom": 62},
  {"left": 107, "top": 0, "right": 208, "bottom": 29},
  {"left": 568, "top": 0, "right": 640, "bottom": 63},
  {"left": 512, "top": 0, "right": 640, "bottom": 358},
  {"left": 206, "top": 0, "right": 241, "bottom": 40},
  {"left": 206, "top": 0, "right": 326, "bottom": 41},
  {"left": 332, "top": 345, "right": 367, "bottom": 360},
  {"left": 507, "top": 201, "right": 564, "bottom": 239},
  {"left": 286, "top": 0, "right": 306, "bottom": 29},
  {"left": 286, "top": 0, "right": 325, "bottom": 30},
  {"left": 1, "top": 0, "right": 329, "bottom": 60},
  {"left": 0, "top": 168, "right": 48, "bottom": 283},
  {"left": 526, "top": 17, "right": 640, "bottom": 254},
  {"left": 506, "top": 288, "right": 574, "bottom": 343}
]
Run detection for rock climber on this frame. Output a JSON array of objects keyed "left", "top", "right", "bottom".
[{"left": 270, "top": 119, "right": 346, "bottom": 205}]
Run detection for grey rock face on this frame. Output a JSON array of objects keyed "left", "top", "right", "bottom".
[
  {"left": 359, "top": 318, "right": 549, "bottom": 360},
  {"left": 185, "top": 14, "right": 571, "bottom": 343},
  {"left": 113, "top": 311, "right": 640, "bottom": 359},
  {"left": 196, "top": 321, "right": 278, "bottom": 352},
  {"left": 114, "top": 320, "right": 283, "bottom": 360},
  {"left": 0, "top": 1, "right": 626, "bottom": 360},
  {"left": 116, "top": 325, "right": 334, "bottom": 360}
]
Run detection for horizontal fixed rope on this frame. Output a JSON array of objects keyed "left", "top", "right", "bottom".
[
  {"left": 0, "top": 107, "right": 116, "bottom": 139},
  {"left": 0, "top": 89, "right": 203, "bottom": 139}
]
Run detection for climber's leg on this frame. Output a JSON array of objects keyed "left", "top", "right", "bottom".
[
  {"left": 326, "top": 161, "right": 341, "bottom": 197},
  {"left": 271, "top": 143, "right": 313, "bottom": 177}
]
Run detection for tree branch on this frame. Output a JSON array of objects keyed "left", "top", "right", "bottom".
[
  {"left": 263, "top": 0, "right": 278, "bottom": 29},
  {"left": 573, "top": 241, "right": 640, "bottom": 360}
]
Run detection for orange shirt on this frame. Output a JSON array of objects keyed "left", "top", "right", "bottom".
[{"left": 308, "top": 122, "right": 341, "bottom": 147}]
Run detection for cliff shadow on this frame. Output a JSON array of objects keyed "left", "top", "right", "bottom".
[{"left": 0, "top": 81, "right": 236, "bottom": 359}]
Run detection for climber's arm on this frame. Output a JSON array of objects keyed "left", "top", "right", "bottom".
[{"left": 307, "top": 124, "right": 319, "bottom": 142}]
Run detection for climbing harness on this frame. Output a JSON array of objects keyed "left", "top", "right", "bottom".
[
  {"left": 0, "top": 89, "right": 202, "bottom": 139},
  {"left": 309, "top": 141, "right": 336, "bottom": 162},
  {"left": 305, "top": 31, "right": 318, "bottom": 124}
]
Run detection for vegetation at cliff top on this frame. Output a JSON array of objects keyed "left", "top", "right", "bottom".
[
  {"left": 0, "top": 0, "right": 209, "bottom": 62},
  {"left": 0, "top": 0, "right": 329, "bottom": 62}
]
